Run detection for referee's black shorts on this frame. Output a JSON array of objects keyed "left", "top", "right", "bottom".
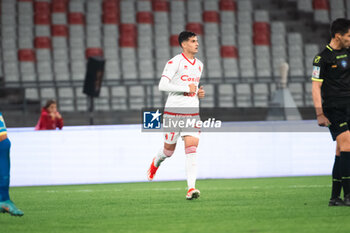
[{"left": 323, "top": 104, "right": 350, "bottom": 141}]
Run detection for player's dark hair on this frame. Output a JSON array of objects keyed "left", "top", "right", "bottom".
[
  {"left": 178, "top": 31, "right": 197, "bottom": 47},
  {"left": 330, "top": 18, "right": 350, "bottom": 38},
  {"left": 44, "top": 99, "right": 57, "bottom": 109}
]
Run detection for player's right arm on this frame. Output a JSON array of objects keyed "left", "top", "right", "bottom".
[
  {"left": 312, "top": 81, "right": 330, "bottom": 126},
  {"left": 159, "top": 77, "right": 196, "bottom": 93},
  {"left": 311, "top": 55, "right": 330, "bottom": 127},
  {"left": 158, "top": 59, "right": 196, "bottom": 94}
]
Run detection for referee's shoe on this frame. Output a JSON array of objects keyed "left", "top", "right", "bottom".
[
  {"left": 329, "top": 197, "right": 345, "bottom": 206},
  {"left": 344, "top": 194, "right": 350, "bottom": 206}
]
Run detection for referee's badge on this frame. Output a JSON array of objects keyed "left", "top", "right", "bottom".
[
  {"left": 312, "top": 66, "right": 320, "bottom": 78},
  {"left": 341, "top": 60, "right": 347, "bottom": 68}
]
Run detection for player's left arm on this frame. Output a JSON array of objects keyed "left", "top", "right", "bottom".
[
  {"left": 197, "top": 86, "right": 205, "bottom": 99},
  {"left": 197, "top": 63, "right": 205, "bottom": 99}
]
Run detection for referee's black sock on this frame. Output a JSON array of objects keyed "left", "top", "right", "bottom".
[
  {"left": 331, "top": 156, "right": 342, "bottom": 199},
  {"left": 340, "top": 152, "right": 350, "bottom": 197}
]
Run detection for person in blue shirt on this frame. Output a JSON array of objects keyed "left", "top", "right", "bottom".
[{"left": 0, "top": 112, "right": 23, "bottom": 216}]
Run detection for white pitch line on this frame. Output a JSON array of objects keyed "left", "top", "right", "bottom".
[
  {"left": 38, "top": 187, "right": 182, "bottom": 193},
  {"left": 288, "top": 184, "right": 331, "bottom": 188},
  {"left": 36, "top": 184, "right": 330, "bottom": 194}
]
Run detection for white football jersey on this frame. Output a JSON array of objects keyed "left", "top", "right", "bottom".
[{"left": 161, "top": 53, "right": 204, "bottom": 112}]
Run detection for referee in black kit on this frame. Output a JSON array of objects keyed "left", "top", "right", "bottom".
[{"left": 312, "top": 18, "right": 350, "bottom": 206}]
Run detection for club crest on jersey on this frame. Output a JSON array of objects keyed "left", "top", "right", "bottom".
[
  {"left": 184, "top": 65, "right": 188, "bottom": 69},
  {"left": 168, "top": 61, "right": 173, "bottom": 64},
  {"left": 341, "top": 60, "right": 347, "bottom": 68}
]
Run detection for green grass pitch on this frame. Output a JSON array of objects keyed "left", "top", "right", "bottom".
[{"left": 1, "top": 176, "right": 350, "bottom": 233}]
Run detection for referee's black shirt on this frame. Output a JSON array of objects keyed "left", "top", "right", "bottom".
[{"left": 312, "top": 44, "right": 350, "bottom": 106}]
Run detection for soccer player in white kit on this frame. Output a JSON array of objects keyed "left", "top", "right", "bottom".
[{"left": 147, "top": 31, "right": 205, "bottom": 200}]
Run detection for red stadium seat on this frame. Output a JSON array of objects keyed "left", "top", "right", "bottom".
[
  {"left": 52, "top": 0, "right": 67, "bottom": 13},
  {"left": 68, "top": 13, "right": 85, "bottom": 24},
  {"left": 219, "top": 0, "right": 236, "bottom": 11},
  {"left": 34, "top": 37, "right": 52, "bottom": 49},
  {"left": 203, "top": 11, "right": 220, "bottom": 23},
  {"left": 103, "top": 12, "right": 120, "bottom": 24},
  {"left": 34, "top": 1, "right": 50, "bottom": 14},
  {"left": 119, "top": 24, "right": 137, "bottom": 47},
  {"left": 34, "top": 13, "right": 51, "bottom": 25},
  {"left": 253, "top": 22, "right": 270, "bottom": 46},
  {"left": 86, "top": 48, "right": 104, "bottom": 58},
  {"left": 170, "top": 35, "right": 179, "bottom": 47},
  {"left": 186, "top": 23, "right": 203, "bottom": 35},
  {"left": 137, "top": 12, "right": 153, "bottom": 24},
  {"left": 119, "top": 24, "right": 137, "bottom": 36},
  {"left": 253, "top": 35, "right": 270, "bottom": 45},
  {"left": 253, "top": 22, "right": 270, "bottom": 35},
  {"left": 152, "top": 0, "right": 169, "bottom": 12},
  {"left": 313, "top": 0, "right": 329, "bottom": 9},
  {"left": 103, "top": 0, "right": 118, "bottom": 7},
  {"left": 119, "top": 36, "right": 137, "bottom": 47},
  {"left": 220, "top": 46, "right": 238, "bottom": 58},
  {"left": 103, "top": 0, "right": 119, "bottom": 14},
  {"left": 18, "top": 49, "right": 36, "bottom": 62},
  {"left": 51, "top": 25, "right": 68, "bottom": 37}
]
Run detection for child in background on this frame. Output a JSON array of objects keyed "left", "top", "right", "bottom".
[{"left": 35, "top": 100, "right": 64, "bottom": 130}]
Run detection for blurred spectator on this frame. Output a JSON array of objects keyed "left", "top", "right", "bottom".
[{"left": 35, "top": 100, "right": 63, "bottom": 130}]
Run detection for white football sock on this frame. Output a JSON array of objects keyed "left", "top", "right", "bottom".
[
  {"left": 186, "top": 153, "right": 197, "bottom": 189},
  {"left": 154, "top": 148, "right": 174, "bottom": 167}
]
